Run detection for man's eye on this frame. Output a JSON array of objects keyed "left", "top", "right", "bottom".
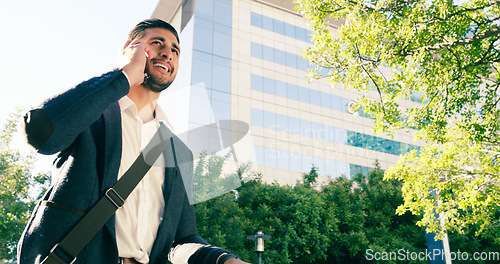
[{"left": 152, "top": 41, "right": 162, "bottom": 45}]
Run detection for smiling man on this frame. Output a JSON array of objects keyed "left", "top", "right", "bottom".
[{"left": 17, "top": 19, "right": 249, "bottom": 264}]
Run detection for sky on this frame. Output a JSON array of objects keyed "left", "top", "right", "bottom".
[{"left": 0, "top": 0, "right": 161, "bottom": 168}]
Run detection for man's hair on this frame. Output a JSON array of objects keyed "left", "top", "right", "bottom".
[{"left": 128, "top": 18, "right": 180, "bottom": 44}]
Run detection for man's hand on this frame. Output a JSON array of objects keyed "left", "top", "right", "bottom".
[
  {"left": 224, "top": 258, "right": 251, "bottom": 264},
  {"left": 121, "top": 40, "right": 151, "bottom": 87}
]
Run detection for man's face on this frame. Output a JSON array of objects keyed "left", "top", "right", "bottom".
[{"left": 140, "top": 28, "right": 180, "bottom": 92}]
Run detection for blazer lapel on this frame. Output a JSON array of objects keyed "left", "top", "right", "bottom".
[{"left": 149, "top": 135, "right": 186, "bottom": 262}]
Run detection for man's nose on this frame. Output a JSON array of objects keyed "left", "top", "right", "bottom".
[{"left": 159, "top": 49, "right": 173, "bottom": 60}]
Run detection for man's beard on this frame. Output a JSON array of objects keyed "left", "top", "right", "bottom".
[{"left": 142, "top": 72, "right": 173, "bottom": 93}]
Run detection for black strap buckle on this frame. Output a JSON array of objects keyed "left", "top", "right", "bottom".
[{"left": 105, "top": 188, "right": 125, "bottom": 209}]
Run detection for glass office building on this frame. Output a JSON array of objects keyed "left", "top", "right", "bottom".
[{"left": 153, "top": 0, "right": 422, "bottom": 185}]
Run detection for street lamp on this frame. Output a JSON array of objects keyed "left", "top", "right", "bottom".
[{"left": 247, "top": 230, "right": 271, "bottom": 264}]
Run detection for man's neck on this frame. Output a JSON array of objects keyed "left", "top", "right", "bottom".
[{"left": 127, "top": 84, "right": 161, "bottom": 122}]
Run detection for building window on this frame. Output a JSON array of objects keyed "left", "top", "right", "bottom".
[
  {"left": 251, "top": 108, "right": 420, "bottom": 156},
  {"left": 250, "top": 12, "right": 312, "bottom": 43}
]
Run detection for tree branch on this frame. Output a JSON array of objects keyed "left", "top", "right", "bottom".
[
  {"left": 355, "top": 51, "right": 387, "bottom": 115},
  {"left": 415, "top": 27, "right": 500, "bottom": 52},
  {"left": 437, "top": 0, "right": 500, "bottom": 21}
]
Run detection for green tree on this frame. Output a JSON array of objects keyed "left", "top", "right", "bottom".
[
  {"left": 296, "top": 0, "right": 500, "bottom": 240},
  {"left": 321, "top": 176, "right": 368, "bottom": 262},
  {"left": 354, "top": 163, "right": 427, "bottom": 263},
  {"left": 386, "top": 126, "right": 500, "bottom": 242},
  {"left": 192, "top": 152, "right": 251, "bottom": 203},
  {"left": 0, "top": 111, "right": 50, "bottom": 261},
  {"left": 196, "top": 167, "right": 338, "bottom": 264},
  {"left": 302, "top": 165, "right": 319, "bottom": 187},
  {"left": 197, "top": 163, "right": 498, "bottom": 263}
]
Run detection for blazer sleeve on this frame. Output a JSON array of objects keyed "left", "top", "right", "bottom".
[
  {"left": 171, "top": 195, "right": 238, "bottom": 264},
  {"left": 23, "top": 69, "right": 130, "bottom": 154}
]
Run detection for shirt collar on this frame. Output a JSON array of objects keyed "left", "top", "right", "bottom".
[
  {"left": 118, "top": 96, "right": 173, "bottom": 130},
  {"left": 118, "top": 96, "right": 136, "bottom": 114}
]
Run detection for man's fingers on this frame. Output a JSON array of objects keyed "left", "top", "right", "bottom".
[
  {"left": 122, "top": 40, "right": 145, "bottom": 54},
  {"left": 121, "top": 40, "right": 149, "bottom": 87}
]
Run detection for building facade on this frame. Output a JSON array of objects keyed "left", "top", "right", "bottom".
[{"left": 152, "top": 0, "right": 422, "bottom": 185}]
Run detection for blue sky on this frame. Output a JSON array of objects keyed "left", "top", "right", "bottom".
[{"left": 0, "top": 0, "right": 160, "bottom": 168}]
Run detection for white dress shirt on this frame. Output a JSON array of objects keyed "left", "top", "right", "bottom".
[{"left": 116, "top": 96, "right": 170, "bottom": 263}]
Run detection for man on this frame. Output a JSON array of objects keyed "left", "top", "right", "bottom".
[{"left": 18, "top": 19, "right": 249, "bottom": 264}]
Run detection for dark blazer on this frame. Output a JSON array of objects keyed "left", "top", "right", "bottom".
[{"left": 17, "top": 70, "right": 234, "bottom": 264}]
